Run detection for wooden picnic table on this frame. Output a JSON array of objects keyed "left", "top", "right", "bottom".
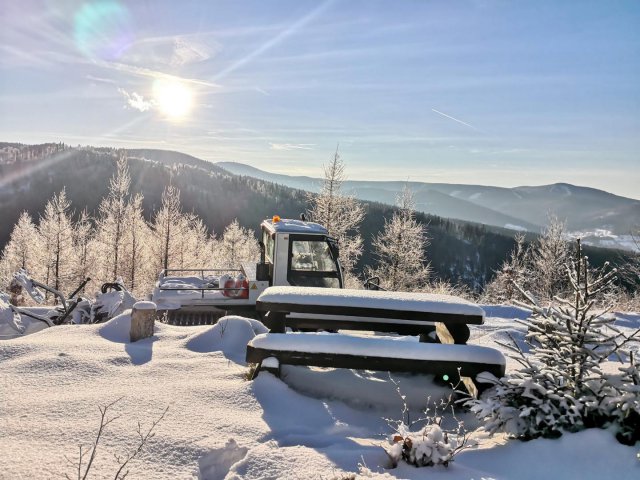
[
  {"left": 256, "top": 286, "right": 485, "bottom": 344},
  {"left": 248, "top": 287, "right": 505, "bottom": 395}
]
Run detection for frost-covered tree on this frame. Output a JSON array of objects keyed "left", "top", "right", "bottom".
[
  {"left": 37, "top": 189, "right": 75, "bottom": 294},
  {"left": 307, "top": 149, "right": 364, "bottom": 288},
  {"left": 0, "top": 212, "right": 39, "bottom": 286},
  {"left": 73, "top": 209, "right": 95, "bottom": 292},
  {"left": 94, "top": 153, "right": 131, "bottom": 281},
  {"left": 367, "top": 187, "right": 430, "bottom": 291},
  {"left": 469, "top": 239, "right": 640, "bottom": 444},
  {"left": 121, "top": 194, "right": 151, "bottom": 296},
  {"left": 482, "top": 233, "right": 531, "bottom": 303},
  {"left": 214, "top": 219, "right": 259, "bottom": 268},
  {"left": 180, "top": 218, "right": 211, "bottom": 269},
  {"left": 149, "top": 185, "right": 196, "bottom": 272},
  {"left": 530, "top": 215, "right": 570, "bottom": 302}
]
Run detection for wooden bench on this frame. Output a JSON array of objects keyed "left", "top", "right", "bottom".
[{"left": 247, "top": 287, "right": 505, "bottom": 394}]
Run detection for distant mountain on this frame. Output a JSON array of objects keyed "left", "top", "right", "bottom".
[{"left": 218, "top": 162, "right": 640, "bottom": 250}]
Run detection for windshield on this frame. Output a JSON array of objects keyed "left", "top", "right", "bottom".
[
  {"left": 288, "top": 237, "right": 341, "bottom": 288},
  {"left": 291, "top": 240, "right": 338, "bottom": 272}
]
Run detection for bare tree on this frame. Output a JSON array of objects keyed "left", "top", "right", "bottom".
[
  {"left": 65, "top": 398, "right": 169, "bottom": 480},
  {"left": 307, "top": 148, "right": 365, "bottom": 287},
  {"left": 367, "top": 187, "right": 430, "bottom": 292}
]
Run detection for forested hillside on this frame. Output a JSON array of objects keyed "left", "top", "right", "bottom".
[{"left": 0, "top": 145, "right": 623, "bottom": 290}]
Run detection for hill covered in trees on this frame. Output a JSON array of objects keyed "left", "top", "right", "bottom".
[{"left": 0, "top": 145, "right": 625, "bottom": 292}]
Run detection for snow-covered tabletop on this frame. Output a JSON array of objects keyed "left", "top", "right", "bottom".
[{"left": 257, "top": 286, "right": 485, "bottom": 319}]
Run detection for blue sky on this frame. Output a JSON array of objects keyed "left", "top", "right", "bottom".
[{"left": 1, "top": 0, "right": 639, "bottom": 198}]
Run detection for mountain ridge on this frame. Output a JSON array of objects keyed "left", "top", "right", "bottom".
[{"left": 217, "top": 161, "right": 640, "bottom": 247}]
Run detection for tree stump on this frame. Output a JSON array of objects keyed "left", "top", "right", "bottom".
[{"left": 130, "top": 301, "right": 157, "bottom": 342}]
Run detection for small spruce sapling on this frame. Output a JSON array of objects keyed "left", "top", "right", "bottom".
[{"left": 468, "top": 239, "right": 640, "bottom": 443}]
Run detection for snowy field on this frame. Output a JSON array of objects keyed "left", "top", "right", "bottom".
[{"left": 1, "top": 308, "right": 639, "bottom": 479}]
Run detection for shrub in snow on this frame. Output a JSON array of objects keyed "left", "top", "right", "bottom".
[
  {"left": 384, "top": 377, "right": 472, "bottom": 468},
  {"left": 66, "top": 398, "right": 168, "bottom": 480},
  {"left": 469, "top": 239, "right": 640, "bottom": 444},
  {"left": 386, "top": 422, "right": 463, "bottom": 468}
]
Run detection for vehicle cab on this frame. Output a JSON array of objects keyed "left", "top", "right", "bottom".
[{"left": 260, "top": 216, "right": 343, "bottom": 288}]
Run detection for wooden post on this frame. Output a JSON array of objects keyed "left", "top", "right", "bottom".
[{"left": 130, "top": 301, "right": 157, "bottom": 342}]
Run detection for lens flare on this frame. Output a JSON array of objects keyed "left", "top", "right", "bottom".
[
  {"left": 152, "top": 79, "right": 193, "bottom": 120},
  {"left": 74, "top": 1, "right": 133, "bottom": 60}
]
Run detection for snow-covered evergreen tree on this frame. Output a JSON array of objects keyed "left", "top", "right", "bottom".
[
  {"left": 367, "top": 187, "right": 430, "bottom": 291},
  {"left": 307, "top": 149, "right": 364, "bottom": 288},
  {"left": 469, "top": 239, "right": 640, "bottom": 443}
]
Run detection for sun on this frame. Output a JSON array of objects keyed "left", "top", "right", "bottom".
[{"left": 152, "top": 78, "right": 193, "bottom": 120}]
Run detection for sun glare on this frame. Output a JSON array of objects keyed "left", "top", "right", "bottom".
[{"left": 152, "top": 79, "right": 193, "bottom": 120}]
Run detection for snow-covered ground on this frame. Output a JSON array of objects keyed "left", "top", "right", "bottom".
[{"left": 1, "top": 308, "right": 638, "bottom": 479}]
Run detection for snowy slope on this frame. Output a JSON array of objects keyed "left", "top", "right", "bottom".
[{"left": 1, "top": 310, "right": 638, "bottom": 479}]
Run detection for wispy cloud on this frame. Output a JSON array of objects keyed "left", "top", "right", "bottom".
[
  {"left": 170, "top": 37, "right": 211, "bottom": 66},
  {"left": 118, "top": 88, "right": 153, "bottom": 112},
  {"left": 270, "top": 143, "right": 315, "bottom": 151},
  {"left": 432, "top": 108, "right": 483, "bottom": 133},
  {"left": 254, "top": 87, "right": 270, "bottom": 96},
  {"left": 86, "top": 74, "right": 116, "bottom": 84},
  {"left": 212, "top": 0, "right": 336, "bottom": 81},
  {"left": 95, "top": 59, "right": 220, "bottom": 88}
]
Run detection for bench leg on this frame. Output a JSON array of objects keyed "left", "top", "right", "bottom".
[
  {"left": 418, "top": 326, "right": 437, "bottom": 343},
  {"left": 264, "top": 312, "right": 287, "bottom": 333},
  {"left": 251, "top": 356, "right": 281, "bottom": 379},
  {"left": 435, "top": 323, "right": 470, "bottom": 345}
]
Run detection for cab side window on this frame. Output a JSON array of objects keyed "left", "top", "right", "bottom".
[{"left": 263, "top": 231, "right": 275, "bottom": 263}]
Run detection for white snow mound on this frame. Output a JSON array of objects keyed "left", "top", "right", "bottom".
[{"left": 186, "top": 315, "right": 268, "bottom": 363}]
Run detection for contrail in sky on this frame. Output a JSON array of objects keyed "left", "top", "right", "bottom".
[{"left": 431, "top": 108, "right": 482, "bottom": 132}]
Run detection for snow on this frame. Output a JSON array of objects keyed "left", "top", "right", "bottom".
[
  {"left": 0, "top": 295, "right": 52, "bottom": 339},
  {"left": 258, "top": 286, "right": 485, "bottom": 318},
  {"left": 568, "top": 230, "right": 640, "bottom": 253},
  {"left": 153, "top": 273, "right": 253, "bottom": 305},
  {"left": 13, "top": 268, "right": 45, "bottom": 303},
  {"left": 249, "top": 332, "right": 506, "bottom": 366},
  {"left": 504, "top": 223, "right": 528, "bottom": 232},
  {"left": 133, "top": 300, "right": 157, "bottom": 310},
  {"left": 0, "top": 309, "right": 638, "bottom": 479},
  {"left": 262, "top": 218, "right": 328, "bottom": 234}
]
